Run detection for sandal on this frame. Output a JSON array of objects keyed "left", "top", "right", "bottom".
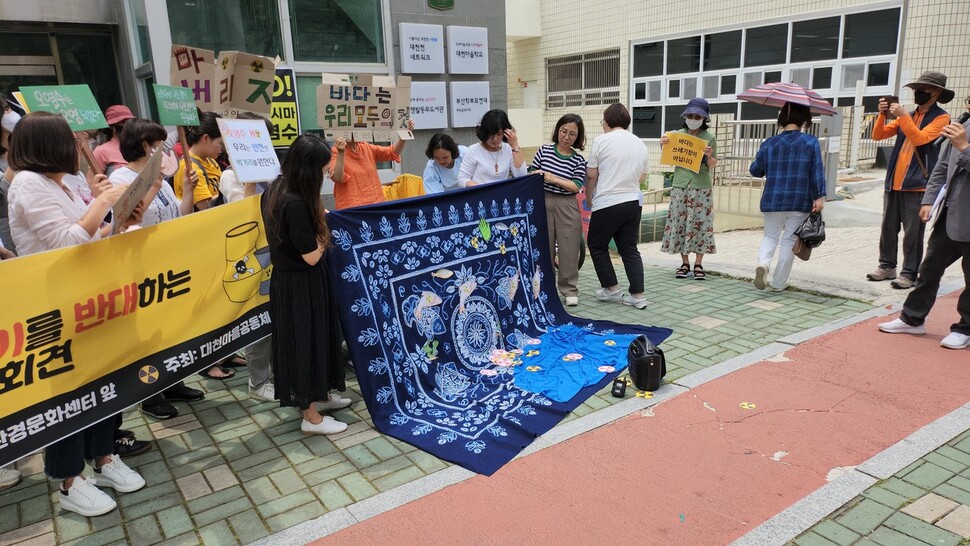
[
  {"left": 221, "top": 354, "right": 247, "bottom": 368},
  {"left": 199, "top": 365, "right": 235, "bottom": 380},
  {"left": 693, "top": 264, "right": 706, "bottom": 280},
  {"left": 675, "top": 263, "right": 691, "bottom": 279}
]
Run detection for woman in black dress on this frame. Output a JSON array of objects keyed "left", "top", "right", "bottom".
[{"left": 261, "top": 134, "right": 351, "bottom": 435}]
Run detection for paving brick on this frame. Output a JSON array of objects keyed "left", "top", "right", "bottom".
[
  {"left": 372, "top": 465, "right": 426, "bottom": 492},
  {"left": 186, "top": 485, "right": 246, "bottom": 515},
  {"left": 279, "top": 439, "right": 317, "bottom": 466},
  {"left": 343, "top": 444, "right": 381, "bottom": 469},
  {"left": 53, "top": 513, "right": 91, "bottom": 542},
  {"left": 882, "top": 512, "right": 962, "bottom": 546},
  {"left": 925, "top": 452, "right": 968, "bottom": 474},
  {"left": 122, "top": 491, "right": 184, "bottom": 521},
  {"left": 900, "top": 493, "right": 959, "bottom": 523},
  {"left": 810, "top": 520, "right": 860, "bottom": 546},
  {"left": 198, "top": 520, "right": 238, "bottom": 546},
  {"left": 176, "top": 472, "right": 212, "bottom": 501},
  {"left": 407, "top": 450, "right": 450, "bottom": 474},
  {"left": 192, "top": 497, "right": 253, "bottom": 528},
  {"left": 364, "top": 436, "right": 402, "bottom": 461},
  {"left": 237, "top": 457, "right": 293, "bottom": 483},
  {"left": 902, "top": 462, "right": 955, "bottom": 490},
  {"left": 945, "top": 475, "right": 970, "bottom": 494},
  {"left": 934, "top": 483, "right": 970, "bottom": 506},
  {"left": 257, "top": 490, "right": 318, "bottom": 519},
  {"left": 835, "top": 499, "right": 895, "bottom": 534},
  {"left": 882, "top": 477, "right": 929, "bottom": 500},
  {"left": 936, "top": 505, "right": 970, "bottom": 539},
  {"left": 228, "top": 447, "right": 283, "bottom": 473},
  {"left": 265, "top": 501, "right": 326, "bottom": 533},
  {"left": 315, "top": 480, "right": 354, "bottom": 510},
  {"left": 865, "top": 525, "right": 928, "bottom": 546},
  {"left": 18, "top": 493, "right": 52, "bottom": 525},
  {"left": 157, "top": 505, "right": 194, "bottom": 540},
  {"left": 125, "top": 515, "right": 163, "bottom": 544},
  {"left": 360, "top": 455, "right": 414, "bottom": 482},
  {"left": 792, "top": 532, "right": 838, "bottom": 546},
  {"left": 0, "top": 520, "right": 53, "bottom": 544},
  {"left": 211, "top": 421, "right": 261, "bottom": 443},
  {"left": 295, "top": 452, "right": 349, "bottom": 476},
  {"left": 269, "top": 467, "right": 307, "bottom": 496},
  {"left": 228, "top": 508, "right": 270, "bottom": 544},
  {"left": 0, "top": 504, "right": 17, "bottom": 535},
  {"left": 62, "top": 525, "right": 126, "bottom": 546},
  {"left": 1, "top": 480, "right": 49, "bottom": 505},
  {"left": 244, "top": 475, "right": 281, "bottom": 504},
  {"left": 168, "top": 445, "right": 222, "bottom": 467},
  {"left": 302, "top": 435, "right": 339, "bottom": 457},
  {"left": 862, "top": 486, "right": 910, "bottom": 509},
  {"left": 156, "top": 531, "right": 202, "bottom": 546},
  {"left": 334, "top": 429, "right": 382, "bottom": 450},
  {"left": 219, "top": 401, "right": 249, "bottom": 421},
  {"left": 337, "top": 472, "right": 380, "bottom": 501}
]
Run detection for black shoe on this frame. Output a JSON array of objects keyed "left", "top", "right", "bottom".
[
  {"left": 114, "top": 436, "right": 151, "bottom": 458},
  {"left": 142, "top": 400, "right": 179, "bottom": 420},
  {"left": 165, "top": 384, "right": 205, "bottom": 402},
  {"left": 114, "top": 428, "right": 135, "bottom": 441}
]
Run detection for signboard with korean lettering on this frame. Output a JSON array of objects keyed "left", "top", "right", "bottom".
[
  {"left": 0, "top": 198, "right": 271, "bottom": 467},
  {"left": 215, "top": 51, "right": 278, "bottom": 118},
  {"left": 660, "top": 132, "right": 707, "bottom": 173},
  {"left": 18, "top": 85, "right": 107, "bottom": 131},
  {"left": 217, "top": 118, "right": 281, "bottom": 183},
  {"left": 399, "top": 23, "right": 445, "bottom": 74},
  {"left": 171, "top": 45, "right": 216, "bottom": 112},
  {"left": 317, "top": 74, "right": 414, "bottom": 142},
  {"left": 153, "top": 84, "right": 200, "bottom": 127},
  {"left": 450, "top": 81, "right": 490, "bottom": 128},
  {"left": 270, "top": 67, "right": 300, "bottom": 149},
  {"left": 447, "top": 26, "right": 489, "bottom": 75},
  {"left": 409, "top": 81, "right": 448, "bottom": 129},
  {"left": 112, "top": 145, "right": 163, "bottom": 235}
]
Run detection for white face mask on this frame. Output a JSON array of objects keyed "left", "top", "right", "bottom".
[
  {"left": 684, "top": 118, "right": 704, "bottom": 130},
  {"left": 1, "top": 110, "right": 20, "bottom": 133}
]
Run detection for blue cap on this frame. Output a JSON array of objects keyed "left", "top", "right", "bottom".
[{"left": 681, "top": 97, "right": 710, "bottom": 119}]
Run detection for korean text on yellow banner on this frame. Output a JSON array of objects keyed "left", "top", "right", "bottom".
[
  {"left": 660, "top": 132, "right": 707, "bottom": 174},
  {"left": 271, "top": 67, "right": 300, "bottom": 148}
]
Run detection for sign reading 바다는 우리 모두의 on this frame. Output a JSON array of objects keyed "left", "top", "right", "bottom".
[
  {"left": 659, "top": 132, "right": 707, "bottom": 174},
  {"left": 218, "top": 118, "right": 281, "bottom": 183},
  {"left": 316, "top": 74, "right": 413, "bottom": 143},
  {"left": 153, "top": 84, "right": 200, "bottom": 127},
  {"left": 18, "top": 84, "right": 108, "bottom": 131}
]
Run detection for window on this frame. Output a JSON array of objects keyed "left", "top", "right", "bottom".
[
  {"left": 288, "top": 0, "right": 384, "bottom": 63},
  {"left": 167, "top": 0, "right": 284, "bottom": 58},
  {"left": 702, "top": 75, "right": 719, "bottom": 99},
  {"left": 633, "top": 42, "right": 663, "bottom": 78},
  {"left": 867, "top": 62, "right": 890, "bottom": 87},
  {"left": 764, "top": 71, "right": 782, "bottom": 84},
  {"left": 704, "top": 31, "right": 741, "bottom": 70},
  {"left": 791, "top": 17, "right": 840, "bottom": 63},
  {"left": 843, "top": 8, "right": 900, "bottom": 58},
  {"left": 546, "top": 49, "right": 619, "bottom": 108},
  {"left": 841, "top": 63, "right": 865, "bottom": 91},
  {"left": 668, "top": 79, "right": 680, "bottom": 99},
  {"left": 813, "top": 67, "right": 833, "bottom": 89},
  {"left": 720, "top": 75, "right": 737, "bottom": 96},
  {"left": 632, "top": 106, "right": 661, "bottom": 138},
  {"left": 667, "top": 36, "right": 700, "bottom": 75},
  {"left": 790, "top": 67, "right": 811, "bottom": 88},
  {"left": 744, "top": 24, "right": 788, "bottom": 67},
  {"left": 635, "top": 82, "right": 646, "bottom": 101}
]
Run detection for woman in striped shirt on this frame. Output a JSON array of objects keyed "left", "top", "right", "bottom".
[{"left": 530, "top": 113, "right": 587, "bottom": 306}]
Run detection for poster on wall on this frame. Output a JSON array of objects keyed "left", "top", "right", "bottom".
[
  {"left": 409, "top": 81, "right": 448, "bottom": 129},
  {"left": 399, "top": 23, "right": 445, "bottom": 74},
  {"left": 270, "top": 67, "right": 300, "bottom": 149},
  {"left": 449, "top": 81, "right": 490, "bottom": 128},
  {"left": 447, "top": 26, "right": 489, "bottom": 75}
]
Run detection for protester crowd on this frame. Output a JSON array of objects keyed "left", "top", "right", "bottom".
[{"left": 1, "top": 67, "right": 969, "bottom": 518}]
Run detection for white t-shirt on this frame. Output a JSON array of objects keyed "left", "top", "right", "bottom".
[
  {"left": 457, "top": 142, "right": 528, "bottom": 185},
  {"left": 587, "top": 129, "right": 650, "bottom": 212},
  {"left": 8, "top": 170, "right": 101, "bottom": 255},
  {"left": 109, "top": 166, "right": 181, "bottom": 227}
]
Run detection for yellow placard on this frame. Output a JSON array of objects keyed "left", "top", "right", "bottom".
[{"left": 660, "top": 132, "right": 707, "bottom": 173}]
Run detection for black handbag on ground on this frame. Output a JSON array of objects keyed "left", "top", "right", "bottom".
[
  {"left": 627, "top": 335, "right": 666, "bottom": 392},
  {"left": 795, "top": 212, "right": 825, "bottom": 248}
]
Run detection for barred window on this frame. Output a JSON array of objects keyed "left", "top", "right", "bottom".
[{"left": 546, "top": 49, "right": 619, "bottom": 108}]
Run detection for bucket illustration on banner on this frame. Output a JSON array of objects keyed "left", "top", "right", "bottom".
[{"left": 223, "top": 221, "right": 264, "bottom": 302}]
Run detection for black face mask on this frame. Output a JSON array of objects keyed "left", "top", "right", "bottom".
[{"left": 914, "top": 90, "right": 933, "bottom": 106}]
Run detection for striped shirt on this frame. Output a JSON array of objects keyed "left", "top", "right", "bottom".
[
  {"left": 529, "top": 144, "right": 587, "bottom": 195},
  {"left": 749, "top": 130, "right": 826, "bottom": 213}
]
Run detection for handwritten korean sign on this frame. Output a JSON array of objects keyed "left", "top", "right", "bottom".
[
  {"left": 660, "top": 132, "right": 707, "bottom": 173},
  {"left": 270, "top": 67, "right": 300, "bottom": 149},
  {"left": 153, "top": 84, "right": 200, "bottom": 127},
  {"left": 316, "top": 74, "right": 413, "bottom": 142},
  {"left": 215, "top": 51, "right": 278, "bottom": 118},
  {"left": 171, "top": 45, "right": 216, "bottom": 112},
  {"left": 19, "top": 85, "right": 107, "bottom": 131},
  {"left": 217, "top": 118, "right": 281, "bottom": 183}
]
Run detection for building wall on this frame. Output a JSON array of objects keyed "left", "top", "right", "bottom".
[{"left": 0, "top": 0, "right": 117, "bottom": 24}]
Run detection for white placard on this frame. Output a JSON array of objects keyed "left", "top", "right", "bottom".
[
  {"left": 217, "top": 119, "right": 281, "bottom": 183},
  {"left": 450, "top": 81, "right": 490, "bottom": 128},
  {"left": 447, "top": 26, "right": 489, "bottom": 75},
  {"left": 399, "top": 23, "right": 445, "bottom": 74},
  {"left": 410, "top": 81, "right": 449, "bottom": 129}
]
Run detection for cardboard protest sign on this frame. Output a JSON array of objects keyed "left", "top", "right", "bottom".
[
  {"left": 217, "top": 118, "right": 281, "bottom": 183},
  {"left": 171, "top": 45, "right": 216, "bottom": 112},
  {"left": 316, "top": 74, "right": 413, "bottom": 143},
  {"left": 270, "top": 67, "right": 300, "bottom": 149},
  {"left": 660, "top": 132, "right": 707, "bottom": 173},
  {"left": 215, "top": 51, "right": 277, "bottom": 118},
  {"left": 112, "top": 145, "right": 163, "bottom": 235},
  {"left": 19, "top": 85, "right": 107, "bottom": 131},
  {"left": 153, "top": 84, "right": 200, "bottom": 127}
]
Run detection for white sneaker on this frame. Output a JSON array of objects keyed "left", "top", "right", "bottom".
[
  {"left": 301, "top": 416, "right": 348, "bottom": 435},
  {"left": 59, "top": 475, "right": 117, "bottom": 517},
  {"left": 941, "top": 332, "right": 970, "bottom": 350},
  {"left": 565, "top": 296, "right": 579, "bottom": 306},
  {"left": 249, "top": 380, "right": 276, "bottom": 402},
  {"left": 595, "top": 287, "right": 623, "bottom": 302},
  {"left": 0, "top": 466, "right": 21, "bottom": 490},
  {"left": 315, "top": 393, "right": 353, "bottom": 412},
  {"left": 878, "top": 318, "right": 927, "bottom": 335},
  {"left": 768, "top": 284, "right": 787, "bottom": 292},
  {"left": 622, "top": 294, "right": 648, "bottom": 310},
  {"left": 89, "top": 458, "right": 145, "bottom": 493},
  {"left": 754, "top": 263, "right": 769, "bottom": 290}
]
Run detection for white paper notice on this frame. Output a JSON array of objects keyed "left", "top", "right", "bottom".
[{"left": 450, "top": 81, "right": 490, "bottom": 128}]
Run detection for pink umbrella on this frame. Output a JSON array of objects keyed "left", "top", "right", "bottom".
[{"left": 737, "top": 82, "right": 838, "bottom": 116}]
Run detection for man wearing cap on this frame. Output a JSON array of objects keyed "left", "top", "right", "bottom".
[
  {"left": 878, "top": 103, "right": 970, "bottom": 350},
  {"left": 93, "top": 105, "right": 135, "bottom": 176},
  {"left": 867, "top": 71, "right": 953, "bottom": 289}
]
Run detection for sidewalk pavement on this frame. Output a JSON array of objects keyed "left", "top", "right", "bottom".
[{"left": 1, "top": 171, "right": 968, "bottom": 545}]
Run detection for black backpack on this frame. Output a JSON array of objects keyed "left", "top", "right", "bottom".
[{"left": 627, "top": 335, "right": 666, "bottom": 392}]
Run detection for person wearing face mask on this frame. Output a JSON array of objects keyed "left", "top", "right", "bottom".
[
  {"left": 867, "top": 71, "right": 953, "bottom": 289},
  {"left": 422, "top": 133, "right": 467, "bottom": 194},
  {"left": 1, "top": 96, "right": 22, "bottom": 255},
  {"left": 659, "top": 98, "right": 719, "bottom": 280}
]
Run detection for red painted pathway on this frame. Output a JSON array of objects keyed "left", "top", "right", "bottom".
[{"left": 311, "top": 294, "right": 969, "bottom": 546}]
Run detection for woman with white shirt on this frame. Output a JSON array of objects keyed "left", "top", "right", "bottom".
[
  {"left": 422, "top": 133, "right": 468, "bottom": 193},
  {"left": 7, "top": 111, "right": 145, "bottom": 517},
  {"left": 458, "top": 109, "right": 528, "bottom": 185}
]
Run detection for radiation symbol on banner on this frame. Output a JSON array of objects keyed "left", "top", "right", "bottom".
[
  {"left": 251, "top": 60, "right": 263, "bottom": 73},
  {"left": 139, "top": 366, "right": 159, "bottom": 384}
]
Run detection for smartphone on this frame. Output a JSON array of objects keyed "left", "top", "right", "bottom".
[{"left": 883, "top": 95, "right": 899, "bottom": 119}]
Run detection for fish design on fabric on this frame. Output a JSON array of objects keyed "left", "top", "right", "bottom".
[
  {"left": 493, "top": 222, "right": 509, "bottom": 232},
  {"left": 403, "top": 291, "right": 445, "bottom": 340},
  {"left": 532, "top": 266, "right": 541, "bottom": 299},
  {"left": 434, "top": 362, "right": 470, "bottom": 402},
  {"left": 458, "top": 278, "right": 477, "bottom": 313},
  {"left": 432, "top": 269, "right": 454, "bottom": 279},
  {"left": 496, "top": 266, "right": 520, "bottom": 310}
]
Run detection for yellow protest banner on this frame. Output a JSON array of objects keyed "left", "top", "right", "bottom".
[
  {"left": 0, "top": 198, "right": 271, "bottom": 466},
  {"left": 271, "top": 67, "right": 300, "bottom": 148},
  {"left": 660, "top": 132, "right": 708, "bottom": 174}
]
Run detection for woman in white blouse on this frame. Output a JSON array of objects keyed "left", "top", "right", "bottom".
[
  {"left": 458, "top": 109, "right": 528, "bottom": 185},
  {"left": 7, "top": 111, "right": 145, "bottom": 517}
]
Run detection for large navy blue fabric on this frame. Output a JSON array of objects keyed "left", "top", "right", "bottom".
[{"left": 326, "top": 174, "right": 672, "bottom": 475}]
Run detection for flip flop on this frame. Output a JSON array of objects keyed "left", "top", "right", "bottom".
[
  {"left": 222, "top": 355, "right": 248, "bottom": 368},
  {"left": 199, "top": 365, "right": 235, "bottom": 380}
]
